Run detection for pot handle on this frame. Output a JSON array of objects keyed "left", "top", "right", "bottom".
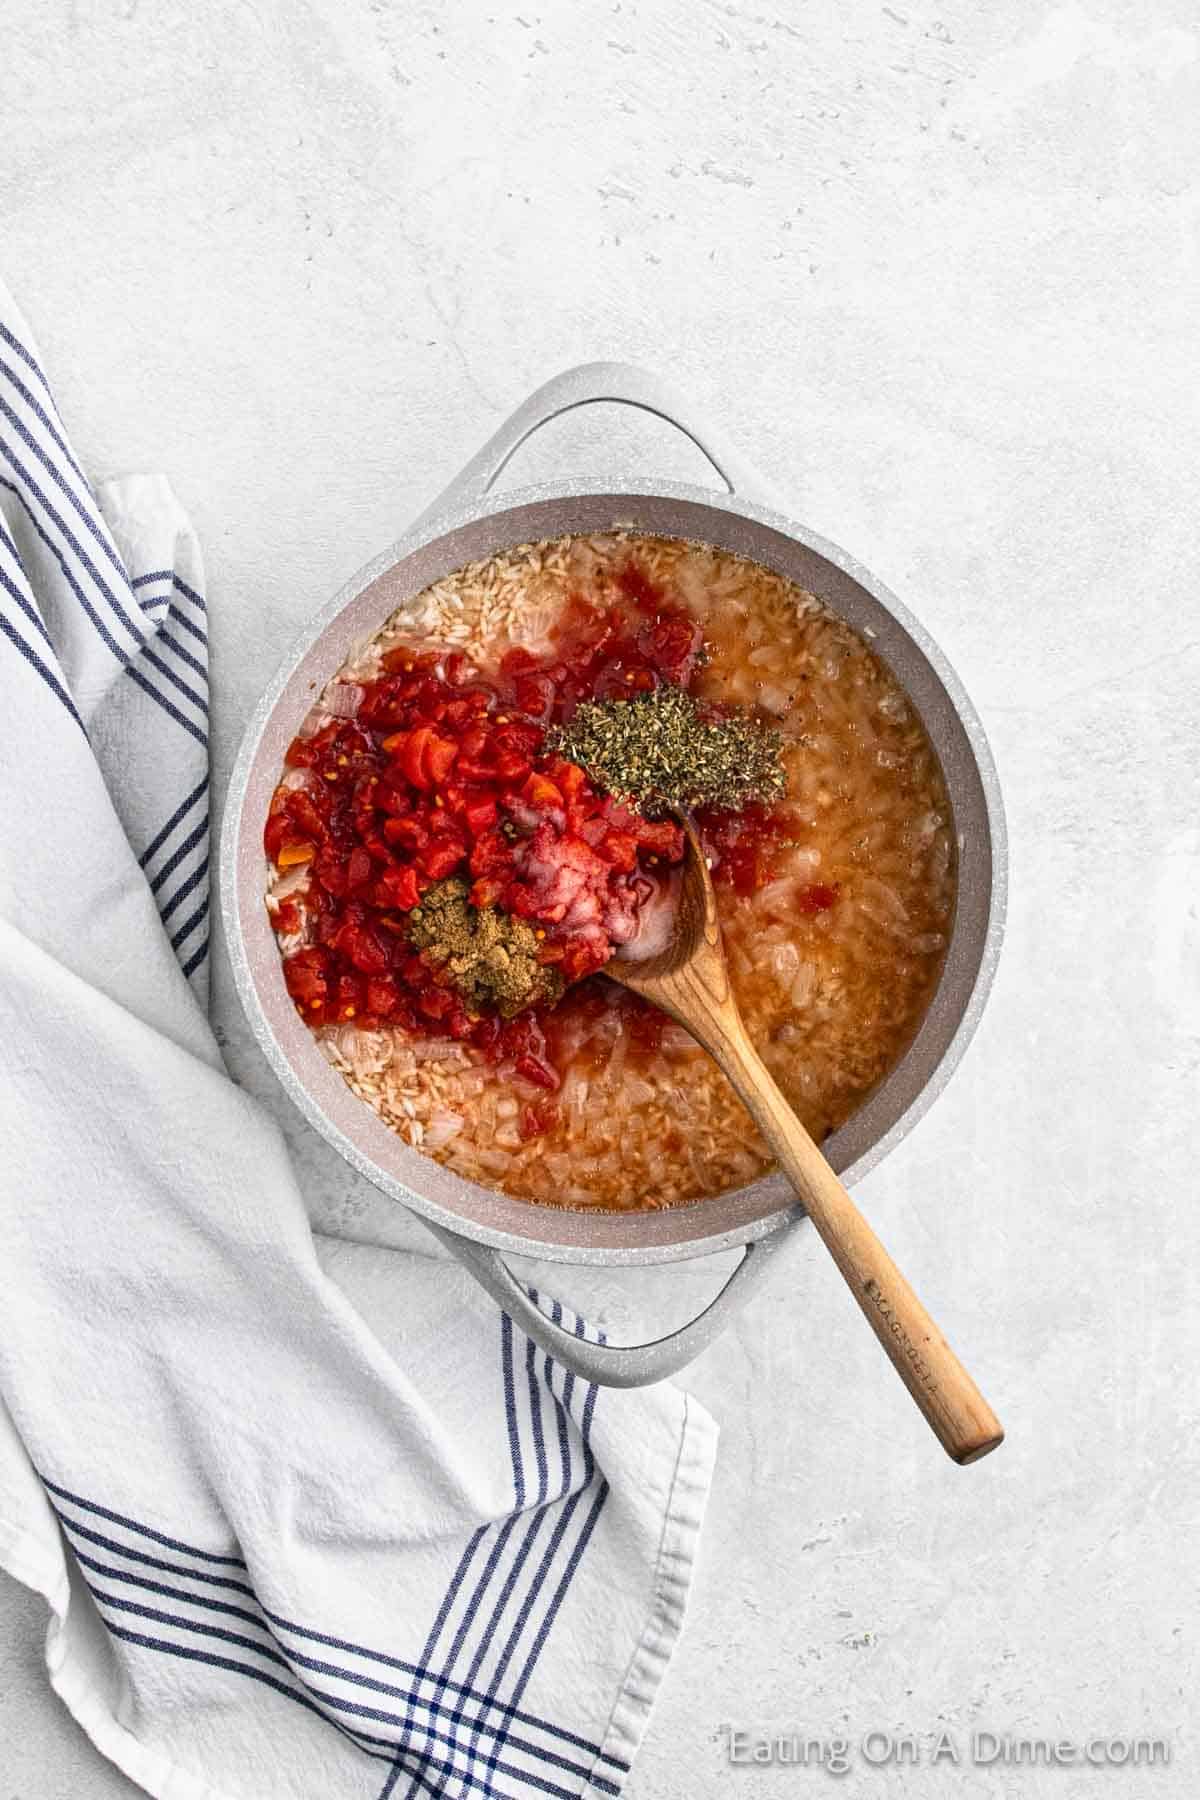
[
  {"left": 415, "top": 361, "right": 782, "bottom": 525},
  {"left": 423, "top": 1211, "right": 801, "bottom": 1388}
]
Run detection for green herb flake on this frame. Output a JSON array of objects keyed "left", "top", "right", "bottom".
[{"left": 548, "top": 685, "right": 786, "bottom": 815}]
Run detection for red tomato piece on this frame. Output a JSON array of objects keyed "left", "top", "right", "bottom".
[
  {"left": 799, "top": 883, "right": 840, "bottom": 914},
  {"left": 376, "top": 864, "right": 422, "bottom": 911},
  {"left": 522, "top": 772, "right": 565, "bottom": 813},
  {"left": 614, "top": 559, "right": 664, "bottom": 612},
  {"left": 463, "top": 794, "right": 498, "bottom": 838},
  {"left": 424, "top": 734, "right": 459, "bottom": 787},
  {"left": 419, "top": 838, "right": 467, "bottom": 881},
  {"left": 382, "top": 816, "right": 429, "bottom": 851},
  {"left": 493, "top": 750, "right": 532, "bottom": 785},
  {"left": 346, "top": 846, "right": 373, "bottom": 890},
  {"left": 283, "top": 946, "right": 330, "bottom": 1014}
]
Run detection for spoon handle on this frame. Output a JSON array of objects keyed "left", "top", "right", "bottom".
[{"left": 713, "top": 1020, "right": 1003, "bottom": 1464}]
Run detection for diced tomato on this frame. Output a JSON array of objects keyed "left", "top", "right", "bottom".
[
  {"left": 416, "top": 986, "right": 455, "bottom": 1021},
  {"left": 264, "top": 804, "right": 291, "bottom": 862},
  {"left": 346, "top": 847, "right": 373, "bottom": 890},
  {"left": 313, "top": 846, "right": 349, "bottom": 895},
  {"left": 600, "top": 829, "right": 639, "bottom": 873},
  {"left": 492, "top": 749, "right": 532, "bottom": 785},
  {"left": 500, "top": 645, "right": 539, "bottom": 677},
  {"left": 522, "top": 772, "right": 564, "bottom": 813},
  {"left": 463, "top": 793, "right": 498, "bottom": 838},
  {"left": 519, "top": 1100, "right": 560, "bottom": 1140},
  {"left": 424, "top": 734, "right": 458, "bottom": 786},
  {"left": 266, "top": 582, "right": 730, "bottom": 1073},
  {"left": 364, "top": 974, "right": 400, "bottom": 1017},
  {"left": 799, "top": 883, "right": 840, "bottom": 914},
  {"left": 384, "top": 724, "right": 455, "bottom": 792},
  {"left": 382, "top": 816, "right": 429, "bottom": 851},
  {"left": 334, "top": 971, "right": 366, "bottom": 1019},
  {"left": 272, "top": 897, "right": 305, "bottom": 935},
  {"left": 283, "top": 946, "right": 330, "bottom": 1015},
  {"left": 615, "top": 559, "right": 664, "bottom": 612},
  {"left": 469, "top": 876, "right": 504, "bottom": 908},
  {"left": 494, "top": 720, "right": 543, "bottom": 757},
  {"left": 374, "top": 776, "right": 412, "bottom": 817},
  {"left": 470, "top": 828, "right": 514, "bottom": 879},
  {"left": 513, "top": 672, "right": 556, "bottom": 721},
  {"left": 332, "top": 911, "right": 391, "bottom": 975},
  {"left": 419, "top": 837, "right": 466, "bottom": 881},
  {"left": 640, "top": 614, "right": 703, "bottom": 686},
  {"left": 516, "top": 1054, "right": 559, "bottom": 1090},
  {"left": 471, "top": 1013, "right": 502, "bottom": 1054},
  {"left": 287, "top": 791, "right": 328, "bottom": 841},
  {"left": 445, "top": 1004, "right": 476, "bottom": 1040},
  {"left": 376, "top": 864, "right": 422, "bottom": 910},
  {"left": 552, "top": 758, "right": 589, "bottom": 804}
]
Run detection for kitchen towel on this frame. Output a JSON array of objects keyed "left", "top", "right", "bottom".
[{"left": 0, "top": 279, "right": 718, "bottom": 1800}]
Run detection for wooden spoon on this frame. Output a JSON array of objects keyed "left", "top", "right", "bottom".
[{"left": 608, "top": 819, "right": 1003, "bottom": 1464}]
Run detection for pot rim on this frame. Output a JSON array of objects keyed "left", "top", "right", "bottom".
[{"left": 221, "top": 474, "right": 1006, "bottom": 1267}]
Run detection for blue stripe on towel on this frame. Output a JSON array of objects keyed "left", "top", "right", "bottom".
[
  {"left": 0, "top": 425, "right": 143, "bottom": 645},
  {"left": 0, "top": 474, "right": 134, "bottom": 663},
  {"left": 71, "top": 1538, "right": 598, "bottom": 1784},
  {"left": 137, "top": 775, "right": 209, "bottom": 870},
  {"left": 126, "top": 665, "right": 207, "bottom": 744},
  {"left": 167, "top": 600, "right": 206, "bottom": 645},
  {"left": 170, "top": 894, "right": 210, "bottom": 953},
  {"left": 132, "top": 569, "right": 206, "bottom": 608},
  {"left": 181, "top": 933, "right": 210, "bottom": 979},
  {"left": 476, "top": 1312, "right": 610, "bottom": 1795},
  {"left": 0, "top": 388, "right": 133, "bottom": 593},
  {"left": 40, "top": 1476, "right": 246, "bottom": 1565},
  {"left": 68, "top": 1536, "right": 595, "bottom": 1797},
  {"left": 91, "top": 1587, "right": 587, "bottom": 1800},
  {"left": 502, "top": 1309, "right": 527, "bottom": 1508},
  {"left": 0, "top": 611, "right": 85, "bottom": 731},
  {"left": 159, "top": 854, "right": 208, "bottom": 924},
  {"left": 0, "top": 550, "right": 56, "bottom": 650},
  {"left": 44, "top": 1476, "right": 628, "bottom": 1784},
  {"left": 130, "top": 572, "right": 209, "bottom": 625},
  {"left": 0, "top": 449, "right": 207, "bottom": 750},
  {"left": 102, "top": 1622, "right": 450, "bottom": 1800},
  {"left": 172, "top": 572, "right": 206, "bottom": 610},
  {"left": 0, "top": 349, "right": 95, "bottom": 497},
  {"left": 157, "top": 627, "right": 208, "bottom": 684},
  {"left": 141, "top": 644, "right": 208, "bottom": 716},
  {"left": 0, "top": 462, "right": 207, "bottom": 748},
  {"left": 0, "top": 318, "right": 52, "bottom": 395},
  {"left": 394, "top": 1317, "right": 531, "bottom": 1795},
  {"left": 451, "top": 1327, "right": 560, "bottom": 1791},
  {"left": 149, "top": 816, "right": 208, "bottom": 896},
  {"left": 388, "top": 1303, "right": 612, "bottom": 1800}
]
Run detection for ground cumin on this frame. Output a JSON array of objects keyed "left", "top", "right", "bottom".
[{"left": 408, "top": 879, "right": 563, "bottom": 1016}]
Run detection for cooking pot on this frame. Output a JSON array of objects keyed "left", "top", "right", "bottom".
[{"left": 221, "top": 363, "right": 1005, "bottom": 1389}]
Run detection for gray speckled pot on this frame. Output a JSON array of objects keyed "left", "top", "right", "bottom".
[{"left": 220, "top": 363, "right": 1006, "bottom": 1387}]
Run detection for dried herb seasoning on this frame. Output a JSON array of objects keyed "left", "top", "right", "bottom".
[
  {"left": 408, "top": 879, "right": 563, "bottom": 1017},
  {"left": 549, "top": 685, "right": 786, "bottom": 816}
]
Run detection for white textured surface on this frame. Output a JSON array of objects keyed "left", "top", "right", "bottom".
[{"left": 2, "top": 1, "right": 1199, "bottom": 1795}]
